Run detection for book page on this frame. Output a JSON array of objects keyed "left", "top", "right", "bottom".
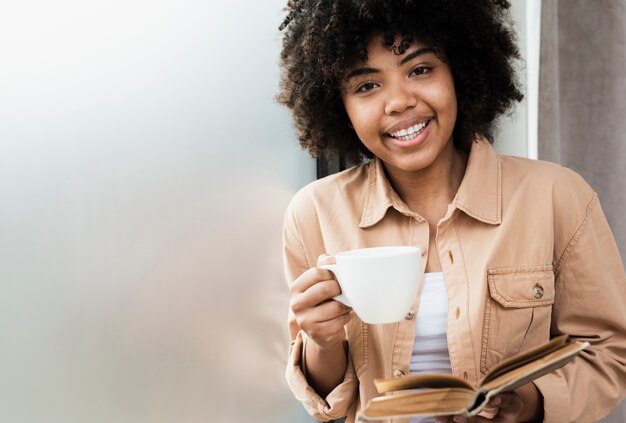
[
  {"left": 375, "top": 373, "right": 474, "bottom": 394},
  {"left": 359, "top": 388, "right": 476, "bottom": 421},
  {"left": 479, "top": 341, "right": 589, "bottom": 394},
  {"left": 481, "top": 335, "right": 569, "bottom": 384}
]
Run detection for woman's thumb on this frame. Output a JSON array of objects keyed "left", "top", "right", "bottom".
[{"left": 316, "top": 253, "right": 336, "bottom": 266}]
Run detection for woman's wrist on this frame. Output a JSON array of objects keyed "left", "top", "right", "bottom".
[{"left": 304, "top": 335, "right": 348, "bottom": 397}]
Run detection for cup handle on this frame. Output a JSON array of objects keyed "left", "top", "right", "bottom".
[{"left": 318, "top": 263, "right": 351, "bottom": 307}]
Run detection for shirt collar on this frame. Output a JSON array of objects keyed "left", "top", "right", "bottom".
[{"left": 358, "top": 137, "right": 502, "bottom": 228}]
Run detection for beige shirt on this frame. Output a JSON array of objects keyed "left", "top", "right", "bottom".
[{"left": 283, "top": 139, "right": 626, "bottom": 422}]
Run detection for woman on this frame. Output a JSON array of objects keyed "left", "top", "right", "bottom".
[{"left": 278, "top": 1, "right": 626, "bottom": 422}]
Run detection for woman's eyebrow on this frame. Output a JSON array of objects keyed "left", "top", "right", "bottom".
[
  {"left": 399, "top": 47, "right": 437, "bottom": 65},
  {"left": 344, "top": 67, "right": 379, "bottom": 82}
]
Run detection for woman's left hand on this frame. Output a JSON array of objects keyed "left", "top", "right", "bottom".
[
  {"left": 434, "top": 382, "right": 543, "bottom": 423},
  {"left": 434, "top": 393, "right": 524, "bottom": 423}
]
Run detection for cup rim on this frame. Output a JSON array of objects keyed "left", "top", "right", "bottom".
[{"left": 335, "top": 245, "right": 421, "bottom": 258}]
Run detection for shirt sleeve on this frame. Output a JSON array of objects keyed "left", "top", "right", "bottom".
[
  {"left": 533, "top": 193, "right": 626, "bottom": 422},
  {"left": 282, "top": 202, "right": 360, "bottom": 421},
  {"left": 286, "top": 331, "right": 359, "bottom": 421}
]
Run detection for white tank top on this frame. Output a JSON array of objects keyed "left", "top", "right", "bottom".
[{"left": 409, "top": 272, "right": 452, "bottom": 423}]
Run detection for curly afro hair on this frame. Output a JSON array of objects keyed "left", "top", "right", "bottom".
[{"left": 277, "top": 0, "right": 524, "bottom": 162}]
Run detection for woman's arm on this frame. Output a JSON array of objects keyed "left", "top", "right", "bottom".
[
  {"left": 283, "top": 205, "right": 359, "bottom": 421},
  {"left": 289, "top": 255, "right": 352, "bottom": 396},
  {"left": 304, "top": 334, "right": 349, "bottom": 397},
  {"left": 533, "top": 193, "right": 626, "bottom": 421}
]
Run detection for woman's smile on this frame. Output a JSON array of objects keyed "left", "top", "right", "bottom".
[{"left": 384, "top": 118, "right": 431, "bottom": 146}]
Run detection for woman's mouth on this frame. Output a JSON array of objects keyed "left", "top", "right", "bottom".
[{"left": 386, "top": 120, "right": 431, "bottom": 141}]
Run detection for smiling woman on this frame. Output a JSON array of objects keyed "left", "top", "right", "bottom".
[{"left": 277, "top": 1, "right": 626, "bottom": 423}]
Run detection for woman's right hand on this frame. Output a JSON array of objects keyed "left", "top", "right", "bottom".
[{"left": 289, "top": 254, "right": 353, "bottom": 349}]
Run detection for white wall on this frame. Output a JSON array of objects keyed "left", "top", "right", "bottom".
[
  {"left": 0, "top": 1, "right": 315, "bottom": 422},
  {"left": 494, "top": 0, "right": 540, "bottom": 159}
]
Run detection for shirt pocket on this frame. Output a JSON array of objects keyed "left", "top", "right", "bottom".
[
  {"left": 345, "top": 311, "right": 370, "bottom": 376},
  {"left": 480, "top": 265, "right": 555, "bottom": 375}
]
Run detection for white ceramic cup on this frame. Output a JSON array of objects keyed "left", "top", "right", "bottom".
[{"left": 320, "top": 246, "right": 422, "bottom": 324}]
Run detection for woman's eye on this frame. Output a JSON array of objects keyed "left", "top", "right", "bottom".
[
  {"left": 411, "top": 67, "right": 430, "bottom": 76},
  {"left": 356, "top": 82, "right": 378, "bottom": 93}
]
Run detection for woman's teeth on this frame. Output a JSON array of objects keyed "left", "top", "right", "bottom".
[{"left": 389, "top": 120, "right": 429, "bottom": 141}]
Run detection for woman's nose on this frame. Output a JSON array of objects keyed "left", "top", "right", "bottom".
[{"left": 384, "top": 81, "right": 418, "bottom": 115}]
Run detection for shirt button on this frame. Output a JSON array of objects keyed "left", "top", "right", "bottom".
[
  {"left": 532, "top": 285, "right": 544, "bottom": 299},
  {"left": 393, "top": 369, "right": 405, "bottom": 377},
  {"left": 405, "top": 310, "right": 415, "bottom": 320}
]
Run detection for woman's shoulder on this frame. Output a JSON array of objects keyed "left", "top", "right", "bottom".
[
  {"left": 499, "top": 154, "right": 595, "bottom": 201},
  {"left": 498, "top": 155, "right": 598, "bottom": 235},
  {"left": 287, "top": 161, "right": 371, "bottom": 211}
]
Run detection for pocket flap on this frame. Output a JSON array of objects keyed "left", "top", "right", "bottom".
[{"left": 487, "top": 266, "right": 555, "bottom": 308}]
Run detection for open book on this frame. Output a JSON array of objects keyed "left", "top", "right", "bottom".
[{"left": 359, "top": 335, "right": 588, "bottom": 421}]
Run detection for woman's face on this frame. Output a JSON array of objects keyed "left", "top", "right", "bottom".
[{"left": 341, "top": 35, "right": 457, "bottom": 174}]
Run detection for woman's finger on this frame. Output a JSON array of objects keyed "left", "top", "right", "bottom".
[
  {"left": 290, "top": 266, "right": 335, "bottom": 295},
  {"left": 492, "top": 393, "right": 524, "bottom": 417},
  {"left": 311, "top": 299, "right": 352, "bottom": 322},
  {"left": 303, "top": 314, "right": 351, "bottom": 344},
  {"left": 316, "top": 253, "right": 336, "bottom": 266}
]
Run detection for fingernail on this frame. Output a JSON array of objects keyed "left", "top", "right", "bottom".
[{"left": 317, "top": 254, "right": 330, "bottom": 265}]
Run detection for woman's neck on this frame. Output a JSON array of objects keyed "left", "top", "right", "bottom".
[{"left": 383, "top": 143, "right": 468, "bottom": 222}]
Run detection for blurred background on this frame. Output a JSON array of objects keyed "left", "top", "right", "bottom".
[{"left": 0, "top": 0, "right": 624, "bottom": 422}]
